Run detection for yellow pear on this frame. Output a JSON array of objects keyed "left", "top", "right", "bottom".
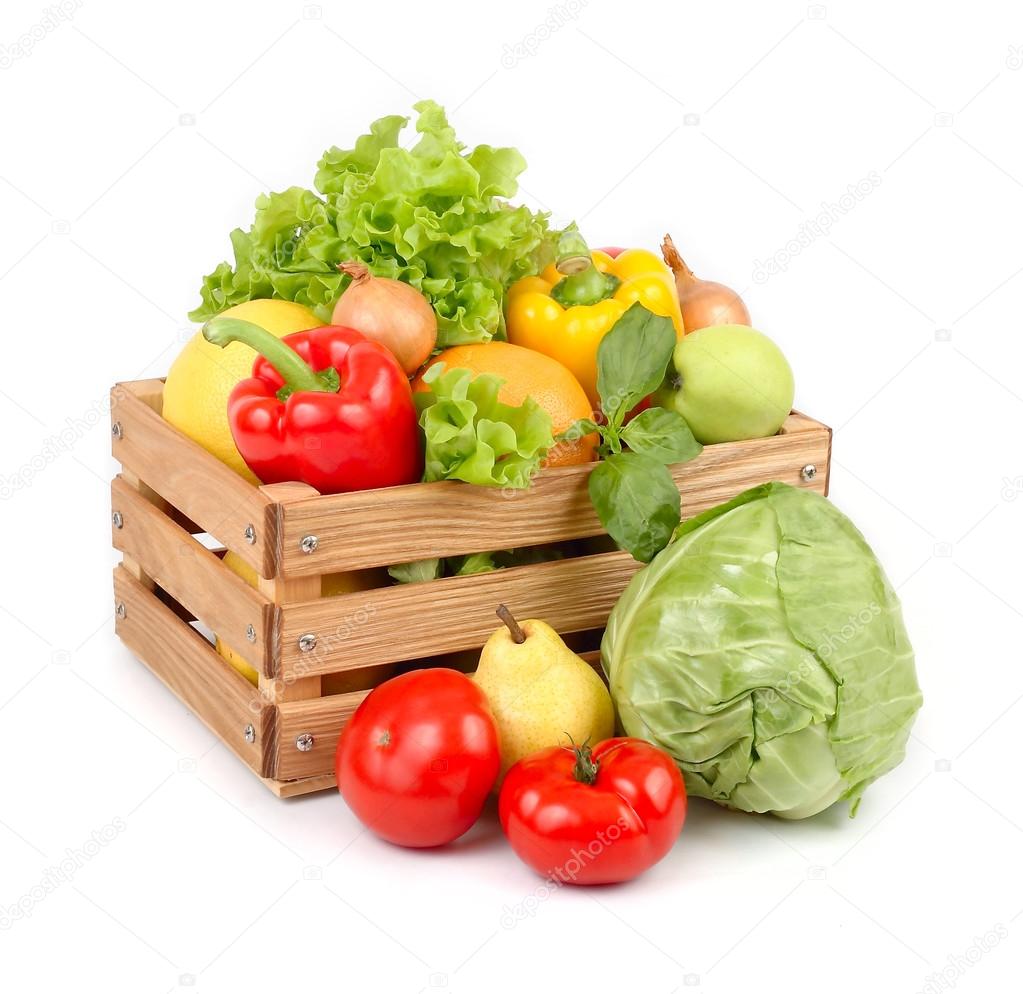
[{"left": 473, "top": 605, "right": 615, "bottom": 780}]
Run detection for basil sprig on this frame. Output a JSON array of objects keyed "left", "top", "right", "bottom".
[{"left": 562, "top": 303, "right": 702, "bottom": 563}]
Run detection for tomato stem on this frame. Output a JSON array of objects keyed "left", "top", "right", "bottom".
[
  {"left": 496, "top": 604, "right": 526, "bottom": 644},
  {"left": 571, "top": 739, "right": 600, "bottom": 785}
]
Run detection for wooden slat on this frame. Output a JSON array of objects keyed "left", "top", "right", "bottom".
[
  {"left": 275, "top": 551, "right": 643, "bottom": 681},
  {"left": 275, "top": 413, "right": 832, "bottom": 576},
  {"left": 264, "top": 773, "right": 338, "bottom": 798},
  {"left": 257, "top": 482, "right": 323, "bottom": 712},
  {"left": 276, "top": 690, "right": 367, "bottom": 781},
  {"left": 113, "top": 566, "right": 275, "bottom": 776},
  {"left": 110, "top": 381, "right": 275, "bottom": 576},
  {"left": 112, "top": 476, "right": 272, "bottom": 673}
]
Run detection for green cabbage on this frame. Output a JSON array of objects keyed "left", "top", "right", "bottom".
[
  {"left": 189, "top": 101, "right": 554, "bottom": 347},
  {"left": 602, "top": 483, "right": 922, "bottom": 819}
]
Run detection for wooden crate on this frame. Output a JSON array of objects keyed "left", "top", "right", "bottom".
[{"left": 109, "top": 378, "right": 832, "bottom": 797}]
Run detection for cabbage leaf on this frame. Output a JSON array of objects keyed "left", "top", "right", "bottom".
[{"left": 602, "top": 482, "right": 922, "bottom": 819}]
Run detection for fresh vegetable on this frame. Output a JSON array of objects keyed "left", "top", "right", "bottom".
[
  {"left": 387, "top": 545, "right": 566, "bottom": 585},
  {"left": 563, "top": 302, "right": 702, "bottom": 562},
  {"left": 163, "top": 299, "right": 321, "bottom": 481},
  {"left": 411, "top": 362, "right": 556, "bottom": 489},
  {"left": 414, "top": 341, "right": 597, "bottom": 467},
  {"left": 474, "top": 606, "right": 614, "bottom": 781},
  {"left": 191, "top": 101, "right": 553, "bottom": 349},
  {"left": 654, "top": 323, "right": 794, "bottom": 443},
  {"left": 202, "top": 320, "right": 421, "bottom": 494},
  {"left": 506, "top": 230, "right": 684, "bottom": 406},
  {"left": 603, "top": 483, "right": 923, "bottom": 819},
  {"left": 335, "top": 669, "right": 500, "bottom": 847},
  {"left": 499, "top": 738, "right": 686, "bottom": 884},
  {"left": 331, "top": 261, "right": 437, "bottom": 374},
  {"left": 661, "top": 233, "right": 751, "bottom": 331}
]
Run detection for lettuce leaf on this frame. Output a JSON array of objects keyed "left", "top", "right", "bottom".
[
  {"left": 189, "top": 101, "right": 554, "bottom": 347},
  {"left": 387, "top": 545, "right": 567, "bottom": 585},
  {"left": 415, "top": 364, "right": 553, "bottom": 488}
]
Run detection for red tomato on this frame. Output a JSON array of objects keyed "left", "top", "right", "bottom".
[
  {"left": 336, "top": 669, "right": 500, "bottom": 848},
  {"left": 499, "top": 738, "right": 686, "bottom": 884},
  {"left": 597, "top": 246, "right": 626, "bottom": 258}
]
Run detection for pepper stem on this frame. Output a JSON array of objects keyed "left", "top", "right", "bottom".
[
  {"left": 570, "top": 739, "right": 600, "bottom": 785},
  {"left": 551, "top": 230, "right": 621, "bottom": 308},
  {"left": 496, "top": 604, "right": 526, "bottom": 644},
  {"left": 202, "top": 318, "right": 339, "bottom": 397},
  {"left": 555, "top": 229, "right": 593, "bottom": 275}
]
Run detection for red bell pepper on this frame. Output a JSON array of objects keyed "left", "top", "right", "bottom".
[{"left": 202, "top": 319, "right": 423, "bottom": 494}]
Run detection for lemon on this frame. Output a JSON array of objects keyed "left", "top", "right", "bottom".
[
  {"left": 163, "top": 299, "right": 322, "bottom": 481},
  {"left": 215, "top": 551, "right": 391, "bottom": 687}
]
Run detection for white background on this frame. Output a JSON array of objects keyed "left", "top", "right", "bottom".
[{"left": 1, "top": 0, "right": 1021, "bottom": 991}]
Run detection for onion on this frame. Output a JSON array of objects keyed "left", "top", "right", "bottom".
[
  {"left": 332, "top": 262, "right": 438, "bottom": 374},
  {"left": 661, "top": 234, "right": 751, "bottom": 332}
]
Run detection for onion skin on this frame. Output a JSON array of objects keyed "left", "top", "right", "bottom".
[
  {"left": 661, "top": 234, "right": 751, "bottom": 332},
  {"left": 332, "top": 262, "right": 438, "bottom": 375}
]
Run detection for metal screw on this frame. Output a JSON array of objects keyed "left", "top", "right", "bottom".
[
  {"left": 244, "top": 524, "right": 256, "bottom": 544},
  {"left": 298, "top": 633, "right": 317, "bottom": 653},
  {"left": 245, "top": 624, "right": 256, "bottom": 643},
  {"left": 111, "top": 421, "right": 123, "bottom": 440},
  {"left": 801, "top": 464, "right": 817, "bottom": 481},
  {"left": 300, "top": 535, "right": 318, "bottom": 554},
  {"left": 296, "top": 733, "right": 314, "bottom": 752},
  {"left": 115, "top": 602, "right": 126, "bottom": 619},
  {"left": 244, "top": 724, "right": 255, "bottom": 744},
  {"left": 112, "top": 510, "right": 123, "bottom": 529}
]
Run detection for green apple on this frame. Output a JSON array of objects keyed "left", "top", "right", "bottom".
[{"left": 654, "top": 324, "right": 794, "bottom": 444}]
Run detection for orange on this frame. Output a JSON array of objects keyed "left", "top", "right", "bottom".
[{"left": 413, "top": 342, "right": 597, "bottom": 467}]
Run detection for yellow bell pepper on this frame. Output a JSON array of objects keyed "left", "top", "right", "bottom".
[{"left": 506, "top": 233, "right": 684, "bottom": 407}]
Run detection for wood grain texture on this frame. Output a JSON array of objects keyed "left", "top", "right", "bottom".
[
  {"left": 111, "top": 476, "right": 272, "bottom": 673},
  {"left": 113, "top": 566, "right": 275, "bottom": 775},
  {"left": 276, "top": 551, "right": 643, "bottom": 681},
  {"left": 111, "top": 381, "right": 274, "bottom": 576},
  {"left": 275, "top": 690, "right": 368, "bottom": 781},
  {"left": 257, "top": 483, "right": 323, "bottom": 703},
  {"left": 275, "top": 413, "right": 832, "bottom": 575},
  {"left": 263, "top": 773, "right": 338, "bottom": 798}
]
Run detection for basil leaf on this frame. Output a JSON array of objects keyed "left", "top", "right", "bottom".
[
  {"left": 595, "top": 303, "right": 677, "bottom": 426},
  {"left": 588, "top": 452, "right": 681, "bottom": 563},
  {"left": 621, "top": 408, "right": 703, "bottom": 465}
]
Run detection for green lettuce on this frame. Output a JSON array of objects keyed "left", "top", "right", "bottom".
[
  {"left": 602, "top": 483, "right": 922, "bottom": 819},
  {"left": 415, "top": 364, "right": 553, "bottom": 488},
  {"left": 388, "top": 546, "right": 567, "bottom": 585},
  {"left": 189, "top": 101, "right": 554, "bottom": 347}
]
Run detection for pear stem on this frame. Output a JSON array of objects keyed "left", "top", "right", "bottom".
[{"left": 496, "top": 604, "right": 526, "bottom": 644}]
